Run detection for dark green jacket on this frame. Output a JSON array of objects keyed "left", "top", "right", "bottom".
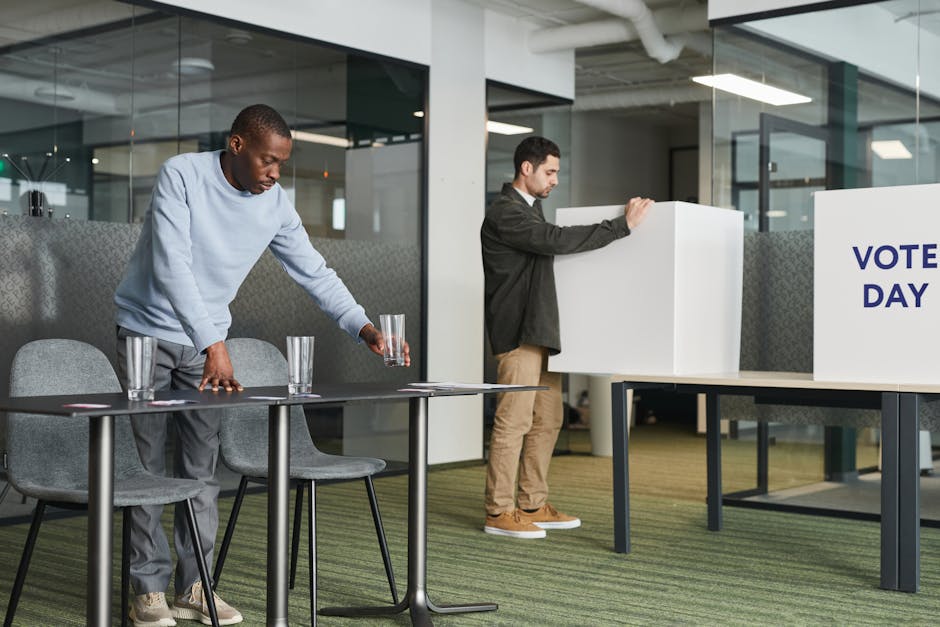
[{"left": 481, "top": 183, "right": 631, "bottom": 356}]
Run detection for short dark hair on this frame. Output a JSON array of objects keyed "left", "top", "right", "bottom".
[
  {"left": 513, "top": 136, "right": 560, "bottom": 177},
  {"left": 230, "top": 104, "right": 291, "bottom": 142}
]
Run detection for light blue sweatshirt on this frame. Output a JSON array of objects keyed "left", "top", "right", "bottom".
[{"left": 115, "top": 150, "right": 370, "bottom": 352}]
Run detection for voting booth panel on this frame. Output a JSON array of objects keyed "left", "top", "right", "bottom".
[
  {"left": 548, "top": 201, "right": 744, "bottom": 376},
  {"left": 815, "top": 183, "right": 940, "bottom": 384}
]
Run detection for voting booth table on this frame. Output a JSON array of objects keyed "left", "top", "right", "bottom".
[{"left": 550, "top": 190, "right": 939, "bottom": 592}]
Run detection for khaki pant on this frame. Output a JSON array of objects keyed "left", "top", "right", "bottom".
[{"left": 485, "top": 344, "right": 563, "bottom": 515}]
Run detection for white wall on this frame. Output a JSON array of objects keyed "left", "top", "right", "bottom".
[
  {"left": 150, "top": 0, "right": 573, "bottom": 463},
  {"left": 484, "top": 10, "right": 575, "bottom": 101},
  {"left": 154, "top": 0, "right": 432, "bottom": 65}
]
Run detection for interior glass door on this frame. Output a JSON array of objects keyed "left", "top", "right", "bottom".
[{"left": 758, "top": 113, "right": 829, "bottom": 232}]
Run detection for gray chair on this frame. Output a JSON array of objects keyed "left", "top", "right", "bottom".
[
  {"left": 3, "top": 339, "right": 218, "bottom": 627},
  {"left": 213, "top": 337, "right": 398, "bottom": 623}
]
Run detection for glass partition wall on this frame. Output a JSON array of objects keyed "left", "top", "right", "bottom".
[
  {"left": 0, "top": 2, "right": 427, "bottom": 463},
  {"left": 712, "top": 0, "right": 940, "bottom": 523}
]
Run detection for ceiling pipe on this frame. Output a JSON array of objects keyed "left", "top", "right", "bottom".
[
  {"left": 572, "top": 84, "right": 710, "bottom": 111},
  {"left": 529, "top": 5, "right": 708, "bottom": 54},
  {"left": 570, "top": 0, "right": 685, "bottom": 63}
]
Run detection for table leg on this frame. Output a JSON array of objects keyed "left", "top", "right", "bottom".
[
  {"left": 898, "top": 393, "right": 920, "bottom": 592},
  {"left": 880, "top": 392, "right": 899, "bottom": 590},
  {"left": 705, "top": 393, "right": 722, "bottom": 531},
  {"left": 267, "top": 405, "right": 290, "bottom": 626},
  {"left": 87, "top": 415, "right": 114, "bottom": 627},
  {"left": 319, "top": 396, "right": 497, "bottom": 626},
  {"left": 611, "top": 381, "right": 630, "bottom": 553}
]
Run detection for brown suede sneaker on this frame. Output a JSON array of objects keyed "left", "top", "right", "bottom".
[
  {"left": 172, "top": 580, "right": 242, "bottom": 625},
  {"left": 483, "top": 510, "right": 547, "bottom": 538},
  {"left": 129, "top": 591, "right": 176, "bottom": 627},
  {"left": 517, "top": 503, "right": 582, "bottom": 530}
]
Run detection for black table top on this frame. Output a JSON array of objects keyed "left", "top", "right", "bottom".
[{"left": 0, "top": 382, "right": 543, "bottom": 417}]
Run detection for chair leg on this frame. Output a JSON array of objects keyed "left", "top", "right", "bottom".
[
  {"left": 290, "top": 482, "right": 304, "bottom": 590},
  {"left": 184, "top": 499, "right": 219, "bottom": 627},
  {"left": 213, "top": 475, "right": 248, "bottom": 586},
  {"left": 0, "top": 481, "right": 10, "bottom": 507},
  {"left": 308, "top": 481, "right": 317, "bottom": 626},
  {"left": 365, "top": 476, "right": 399, "bottom": 604},
  {"left": 4, "top": 500, "right": 46, "bottom": 627},
  {"left": 121, "top": 509, "right": 131, "bottom": 627}
]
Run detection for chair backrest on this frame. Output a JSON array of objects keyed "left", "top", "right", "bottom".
[
  {"left": 220, "top": 338, "right": 317, "bottom": 474},
  {"left": 7, "top": 338, "right": 140, "bottom": 493}
]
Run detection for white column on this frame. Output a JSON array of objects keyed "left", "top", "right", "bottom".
[{"left": 425, "top": 0, "right": 487, "bottom": 464}]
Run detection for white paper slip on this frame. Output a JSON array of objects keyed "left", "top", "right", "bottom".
[
  {"left": 148, "top": 399, "right": 198, "bottom": 406},
  {"left": 248, "top": 395, "right": 286, "bottom": 400},
  {"left": 407, "top": 382, "right": 457, "bottom": 388},
  {"left": 408, "top": 382, "right": 525, "bottom": 390}
]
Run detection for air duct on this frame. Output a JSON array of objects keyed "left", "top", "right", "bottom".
[
  {"left": 529, "top": 6, "right": 708, "bottom": 54},
  {"left": 571, "top": 0, "right": 684, "bottom": 63},
  {"left": 0, "top": 73, "right": 127, "bottom": 116}
]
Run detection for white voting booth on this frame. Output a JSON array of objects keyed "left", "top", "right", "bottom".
[
  {"left": 549, "top": 201, "right": 744, "bottom": 375},
  {"left": 548, "top": 201, "right": 744, "bottom": 453},
  {"left": 815, "top": 183, "right": 940, "bottom": 470}
]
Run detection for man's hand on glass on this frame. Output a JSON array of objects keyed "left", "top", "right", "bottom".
[{"left": 360, "top": 322, "right": 411, "bottom": 367}]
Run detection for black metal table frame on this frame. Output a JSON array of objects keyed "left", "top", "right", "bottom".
[
  {"left": 611, "top": 379, "right": 922, "bottom": 593},
  {"left": 0, "top": 383, "right": 537, "bottom": 626}
]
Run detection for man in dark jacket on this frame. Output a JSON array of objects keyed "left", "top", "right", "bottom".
[{"left": 481, "top": 136, "right": 652, "bottom": 538}]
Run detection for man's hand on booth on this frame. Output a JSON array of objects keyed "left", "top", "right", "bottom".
[
  {"left": 624, "top": 196, "right": 654, "bottom": 230},
  {"left": 200, "top": 341, "right": 244, "bottom": 392}
]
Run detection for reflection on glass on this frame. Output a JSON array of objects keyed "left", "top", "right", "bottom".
[{"left": 714, "top": 1, "right": 940, "bottom": 522}]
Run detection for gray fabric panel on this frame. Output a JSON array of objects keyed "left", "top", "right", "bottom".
[
  {"left": 0, "top": 215, "right": 420, "bottom": 458},
  {"left": 7, "top": 339, "right": 204, "bottom": 505},
  {"left": 220, "top": 337, "right": 386, "bottom": 479}
]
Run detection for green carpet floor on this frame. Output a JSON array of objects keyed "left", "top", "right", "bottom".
[{"left": 1, "top": 425, "right": 938, "bottom": 625}]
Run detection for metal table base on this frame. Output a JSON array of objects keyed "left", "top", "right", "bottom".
[{"left": 319, "top": 396, "right": 497, "bottom": 626}]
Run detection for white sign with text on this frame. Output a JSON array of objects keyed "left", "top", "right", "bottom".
[{"left": 814, "top": 183, "right": 940, "bottom": 383}]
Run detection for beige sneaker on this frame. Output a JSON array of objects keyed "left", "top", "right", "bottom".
[
  {"left": 172, "top": 580, "right": 243, "bottom": 625},
  {"left": 518, "top": 503, "right": 582, "bottom": 530},
  {"left": 483, "top": 510, "right": 546, "bottom": 538},
  {"left": 130, "top": 591, "right": 176, "bottom": 627}
]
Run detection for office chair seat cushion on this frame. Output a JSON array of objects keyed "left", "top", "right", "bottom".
[{"left": 9, "top": 471, "right": 207, "bottom": 507}]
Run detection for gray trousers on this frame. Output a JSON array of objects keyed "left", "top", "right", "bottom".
[{"left": 116, "top": 327, "right": 220, "bottom": 595}]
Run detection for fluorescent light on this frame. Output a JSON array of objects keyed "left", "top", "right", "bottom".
[
  {"left": 290, "top": 130, "right": 350, "bottom": 148},
  {"left": 486, "top": 120, "right": 533, "bottom": 135},
  {"left": 766, "top": 210, "right": 787, "bottom": 218},
  {"left": 871, "top": 139, "right": 912, "bottom": 160},
  {"left": 413, "top": 111, "right": 424, "bottom": 118},
  {"left": 692, "top": 74, "right": 811, "bottom": 106}
]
